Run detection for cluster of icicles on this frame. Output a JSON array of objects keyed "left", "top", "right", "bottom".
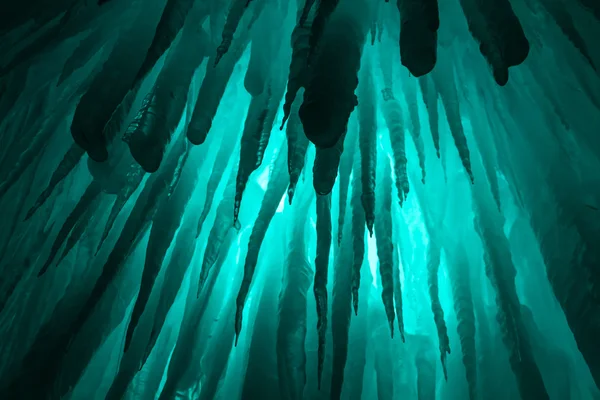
[{"left": 0, "top": 0, "right": 600, "bottom": 399}]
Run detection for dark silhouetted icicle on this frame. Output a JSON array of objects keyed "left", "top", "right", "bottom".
[
  {"left": 396, "top": 0, "right": 439, "bottom": 76},
  {"left": 534, "top": 0, "right": 596, "bottom": 71},
  {"left": 215, "top": 0, "right": 255, "bottom": 65},
  {"left": 418, "top": 75, "right": 440, "bottom": 157},
  {"left": 350, "top": 153, "right": 366, "bottom": 315},
  {"left": 280, "top": 3, "right": 315, "bottom": 129},
  {"left": 38, "top": 180, "right": 102, "bottom": 276},
  {"left": 415, "top": 335, "right": 437, "bottom": 400},
  {"left": 25, "top": 143, "right": 85, "bottom": 220},
  {"left": 344, "top": 265, "right": 371, "bottom": 400},
  {"left": 313, "top": 132, "right": 346, "bottom": 196},
  {"left": 358, "top": 59, "right": 377, "bottom": 236},
  {"left": 426, "top": 238, "right": 451, "bottom": 380},
  {"left": 402, "top": 75, "right": 426, "bottom": 182},
  {"left": 577, "top": 0, "right": 600, "bottom": 20},
  {"left": 307, "top": 0, "right": 341, "bottom": 62},
  {"left": 0, "top": 96, "right": 76, "bottom": 199},
  {"left": 70, "top": 2, "right": 162, "bottom": 162},
  {"left": 244, "top": 5, "right": 285, "bottom": 96},
  {"left": 133, "top": 0, "right": 202, "bottom": 90},
  {"left": 459, "top": 0, "right": 529, "bottom": 85},
  {"left": 472, "top": 178, "right": 550, "bottom": 400},
  {"left": 286, "top": 89, "right": 310, "bottom": 203},
  {"left": 124, "top": 10, "right": 208, "bottom": 173},
  {"left": 446, "top": 234, "right": 477, "bottom": 400},
  {"left": 374, "top": 157, "right": 396, "bottom": 337},
  {"left": 235, "top": 146, "right": 288, "bottom": 341},
  {"left": 241, "top": 261, "right": 281, "bottom": 400},
  {"left": 299, "top": 0, "right": 371, "bottom": 148},
  {"left": 144, "top": 202, "right": 199, "bottom": 365},
  {"left": 391, "top": 242, "right": 405, "bottom": 341},
  {"left": 336, "top": 115, "right": 358, "bottom": 245},
  {"left": 187, "top": 34, "right": 249, "bottom": 145},
  {"left": 432, "top": 49, "right": 474, "bottom": 183},
  {"left": 382, "top": 98, "right": 409, "bottom": 206},
  {"left": 123, "top": 148, "right": 200, "bottom": 352},
  {"left": 277, "top": 185, "right": 314, "bottom": 400},
  {"left": 314, "top": 192, "right": 332, "bottom": 389},
  {"left": 330, "top": 196, "right": 353, "bottom": 400},
  {"left": 233, "top": 90, "right": 270, "bottom": 225}
]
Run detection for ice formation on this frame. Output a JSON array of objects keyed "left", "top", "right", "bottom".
[{"left": 0, "top": 0, "right": 599, "bottom": 399}]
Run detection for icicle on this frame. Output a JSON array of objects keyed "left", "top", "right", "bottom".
[
  {"left": 187, "top": 34, "right": 249, "bottom": 145},
  {"left": 402, "top": 75, "right": 426, "bottom": 182},
  {"left": 280, "top": 3, "right": 315, "bottom": 129},
  {"left": 336, "top": 115, "right": 358, "bottom": 245},
  {"left": 374, "top": 157, "right": 396, "bottom": 337},
  {"left": 382, "top": 98, "right": 409, "bottom": 206},
  {"left": 233, "top": 90, "right": 270, "bottom": 226},
  {"left": 396, "top": 0, "right": 439, "bottom": 76},
  {"left": 277, "top": 185, "right": 314, "bottom": 400},
  {"left": 307, "top": 0, "right": 341, "bottom": 62},
  {"left": 350, "top": 153, "right": 366, "bottom": 315},
  {"left": 431, "top": 49, "right": 474, "bottom": 183},
  {"left": 234, "top": 146, "right": 288, "bottom": 342},
  {"left": 58, "top": 27, "right": 111, "bottom": 85},
  {"left": 330, "top": 190, "right": 353, "bottom": 400},
  {"left": 70, "top": 2, "right": 163, "bottom": 161},
  {"left": 314, "top": 192, "right": 332, "bottom": 389},
  {"left": 313, "top": 132, "right": 346, "bottom": 196},
  {"left": 124, "top": 10, "right": 208, "bottom": 173},
  {"left": 392, "top": 242, "right": 405, "bottom": 341},
  {"left": 25, "top": 143, "right": 85, "bottom": 220},
  {"left": 299, "top": 0, "right": 371, "bottom": 148},
  {"left": 123, "top": 148, "right": 199, "bottom": 352},
  {"left": 37, "top": 180, "right": 102, "bottom": 276},
  {"left": 358, "top": 59, "right": 377, "bottom": 236},
  {"left": 418, "top": 75, "right": 440, "bottom": 158},
  {"left": 215, "top": 0, "right": 255, "bottom": 65},
  {"left": 286, "top": 89, "right": 310, "bottom": 203}
]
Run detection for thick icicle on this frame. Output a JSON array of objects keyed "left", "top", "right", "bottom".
[
  {"left": 314, "top": 192, "right": 332, "bottom": 389},
  {"left": 277, "top": 185, "right": 314, "bottom": 400},
  {"left": 187, "top": 33, "right": 249, "bottom": 145},
  {"left": 330, "top": 191, "right": 353, "bottom": 400},
  {"left": 336, "top": 116, "right": 358, "bottom": 245},
  {"left": 358, "top": 60, "right": 377, "bottom": 236},
  {"left": 350, "top": 153, "right": 366, "bottom": 315},
  {"left": 459, "top": 0, "right": 529, "bottom": 85},
  {"left": 374, "top": 157, "right": 396, "bottom": 337},
  {"left": 280, "top": 3, "right": 315, "bottom": 129},
  {"left": 382, "top": 97, "right": 409, "bottom": 206},
  {"left": 299, "top": 0, "right": 371, "bottom": 148},
  {"left": 286, "top": 89, "right": 310, "bottom": 203},
  {"left": 313, "top": 132, "right": 346, "bottom": 196},
  {"left": 307, "top": 0, "right": 341, "bottom": 61},
  {"left": 234, "top": 146, "right": 289, "bottom": 341},
  {"left": 70, "top": 2, "right": 162, "bottom": 162},
  {"left": 396, "top": 0, "right": 439, "bottom": 76},
  {"left": 124, "top": 10, "right": 208, "bottom": 173}
]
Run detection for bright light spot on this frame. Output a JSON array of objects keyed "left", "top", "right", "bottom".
[
  {"left": 257, "top": 168, "right": 270, "bottom": 191},
  {"left": 367, "top": 233, "right": 378, "bottom": 288},
  {"left": 276, "top": 194, "right": 286, "bottom": 213}
]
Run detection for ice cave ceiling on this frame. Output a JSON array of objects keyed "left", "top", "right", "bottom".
[{"left": 0, "top": 0, "right": 599, "bottom": 399}]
